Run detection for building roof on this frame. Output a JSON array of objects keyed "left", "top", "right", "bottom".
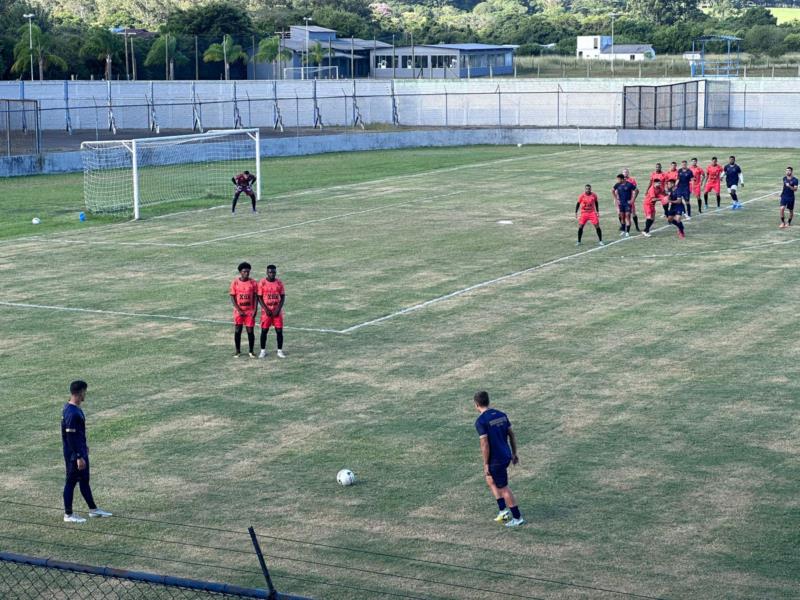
[
  {"left": 291, "top": 25, "right": 336, "bottom": 33},
  {"left": 424, "top": 43, "right": 518, "bottom": 51},
  {"left": 601, "top": 44, "right": 654, "bottom": 54},
  {"left": 282, "top": 38, "right": 390, "bottom": 53}
]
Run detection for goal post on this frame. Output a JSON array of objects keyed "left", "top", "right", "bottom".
[{"left": 81, "top": 128, "right": 261, "bottom": 219}]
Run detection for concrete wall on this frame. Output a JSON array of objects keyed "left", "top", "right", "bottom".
[{"left": 2, "top": 126, "right": 796, "bottom": 178}]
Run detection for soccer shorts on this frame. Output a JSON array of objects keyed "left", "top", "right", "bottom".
[
  {"left": 780, "top": 197, "right": 795, "bottom": 210},
  {"left": 617, "top": 202, "right": 630, "bottom": 214},
  {"left": 65, "top": 457, "right": 90, "bottom": 483},
  {"left": 705, "top": 181, "right": 721, "bottom": 194},
  {"left": 644, "top": 199, "right": 657, "bottom": 219},
  {"left": 233, "top": 311, "right": 256, "bottom": 327},
  {"left": 691, "top": 185, "right": 701, "bottom": 197},
  {"left": 677, "top": 190, "right": 691, "bottom": 202},
  {"left": 488, "top": 461, "right": 511, "bottom": 489},
  {"left": 260, "top": 311, "right": 284, "bottom": 329},
  {"left": 667, "top": 203, "right": 686, "bottom": 216},
  {"left": 578, "top": 212, "right": 599, "bottom": 226}
]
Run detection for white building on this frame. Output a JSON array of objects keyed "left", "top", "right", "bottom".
[{"left": 576, "top": 36, "right": 655, "bottom": 62}]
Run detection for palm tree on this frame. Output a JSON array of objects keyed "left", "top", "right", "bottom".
[
  {"left": 203, "top": 34, "right": 248, "bottom": 81},
  {"left": 305, "top": 41, "right": 330, "bottom": 68},
  {"left": 11, "top": 23, "right": 67, "bottom": 81},
  {"left": 80, "top": 28, "right": 122, "bottom": 81},
  {"left": 144, "top": 34, "right": 188, "bottom": 80},
  {"left": 254, "top": 35, "right": 293, "bottom": 79}
]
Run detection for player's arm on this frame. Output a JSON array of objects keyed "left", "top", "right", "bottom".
[
  {"left": 738, "top": 168, "right": 744, "bottom": 186},
  {"left": 248, "top": 174, "right": 257, "bottom": 185},
  {"left": 230, "top": 293, "right": 245, "bottom": 315},
  {"left": 632, "top": 185, "right": 639, "bottom": 201},
  {"left": 232, "top": 176, "right": 237, "bottom": 185},
  {"left": 479, "top": 435, "right": 491, "bottom": 476},
  {"left": 508, "top": 427, "right": 519, "bottom": 465},
  {"left": 594, "top": 198, "right": 600, "bottom": 215},
  {"left": 275, "top": 293, "right": 286, "bottom": 316},
  {"left": 575, "top": 201, "right": 580, "bottom": 218},
  {"left": 64, "top": 414, "right": 86, "bottom": 468}
]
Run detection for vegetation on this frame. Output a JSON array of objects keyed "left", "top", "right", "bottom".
[{"left": 1, "top": 1, "right": 800, "bottom": 79}]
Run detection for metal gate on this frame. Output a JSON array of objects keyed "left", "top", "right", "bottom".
[{"left": 623, "top": 81, "right": 699, "bottom": 130}]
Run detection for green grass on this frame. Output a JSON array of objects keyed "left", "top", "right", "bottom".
[
  {"left": 1, "top": 145, "right": 799, "bottom": 599},
  {"left": 769, "top": 6, "right": 800, "bottom": 24}
]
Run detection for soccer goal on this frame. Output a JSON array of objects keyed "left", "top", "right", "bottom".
[
  {"left": 80, "top": 129, "right": 261, "bottom": 219},
  {"left": 283, "top": 65, "right": 339, "bottom": 80}
]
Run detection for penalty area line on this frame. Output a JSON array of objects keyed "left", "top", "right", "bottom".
[
  {"left": 0, "top": 301, "right": 344, "bottom": 334},
  {"left": 340, "top": 190, "right": 779, "bottom": 333}
]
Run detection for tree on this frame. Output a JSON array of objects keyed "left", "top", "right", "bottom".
[
  {"left": 80, "top": 27, "right": 122, "bottom": 80},
  {"left": 304, "top": 41, "right": 330, "bottom": 66},
  {"left": 737, "top": 7, "right": 777, "bottom": 28},
  {"left": 144, "top": 33, "right": 188, "bottom": 80},
  {"left": 166, "top": 1, "right": 253, "bottom": 37},
  {"left": 627, "top": 0, "right": 702, "bottom": 26},
  {"left": 744, "top": 24, "right": 786, "bottom": 57},
  {"left": 11, "top": 23, "right": 67, "bottom": 80},
  {"left": 254, "top": 35, "right": 292, "bottom": 78},
  {"left": 203, "top": 34, "right": 248, "bottom": 80}
]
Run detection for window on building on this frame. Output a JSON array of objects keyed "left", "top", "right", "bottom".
[
  {"left": 401, "top": 55, "right": 412, "bottom": 69},
  {"left": 630, "top": 55, "right": 635, "bottom": 61},
  {"left": 414, "top": 55, "right": 428, "bottom": 69}
]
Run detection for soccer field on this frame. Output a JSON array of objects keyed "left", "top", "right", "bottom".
[{"left": 1, "top": 145, "right": 798, "bottom": 599}]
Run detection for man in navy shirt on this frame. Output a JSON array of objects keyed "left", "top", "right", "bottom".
[
  {"left": 613, "top": 173, "right": 636, "bottom": 238},
  {"left": 474, "top": 391, "right": 524, "bottom": 527},
  {"left": 62, "top": 380, "right": 112, "bottom": 523},
  {"left": 725, "top": 155, "right": 744, "bottom": 210},
  {"left": 676, "top": 160, "right": 694, "bottom": 219},
  {"left": 780, "top": 166, "right": 798, "bottom": 229}
]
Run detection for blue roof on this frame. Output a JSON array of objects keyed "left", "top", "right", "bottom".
[{"left": 423, "top": 43, "right": 517, "bottom": 51}]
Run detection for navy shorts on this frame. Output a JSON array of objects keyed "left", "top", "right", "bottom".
[
  {"left": 677, "top": 190, "right": 691, "bottom": 201},
  {"left": 618, "top": 202, "right": 630, "bottom": 213},
  {"left": 780, "top": 197, "right": 795, "bottom": 209},
  {"left": 488, "top": 461, "right": 510, "bottom": 489},
  {"left": 667, "top": 203, "right": 686, "bottom": 216}
]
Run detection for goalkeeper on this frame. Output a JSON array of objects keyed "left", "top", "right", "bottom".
[{"left": 232, "top": 170, "right": 257, "bottom": 214}]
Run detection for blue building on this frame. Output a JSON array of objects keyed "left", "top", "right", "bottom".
[{"left": 370, "top": 43, "right": 517, "bottom": 79}]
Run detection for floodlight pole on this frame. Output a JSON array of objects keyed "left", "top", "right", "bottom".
[
  {"left": 23, "top": 14, "right": 34, "bottom": 82},
  {"left": 610, "top": 13, "right": 619, "bottom": 77},
  {"left": 303, "top": 17, "right": 312, "bottom": 80}
]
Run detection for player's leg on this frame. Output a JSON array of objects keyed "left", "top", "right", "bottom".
[
  {"left": 259, "top": 322, "right": 270, "bottom": 358},
  {"left": 489, "top": 464, "right": 524, "bottom": 527},
  {"left": 76, "top": 460, "right": 98, "bottom": 511},
  {"left": 234, "top": 324, "right": 243, "bottom": 356},
  {"left": 248, "top": 191, "right": 257, "bottom": 213},
  {"left": 631, "top": 204, "right": 640, "bottom": 231},
  {"left": 594, "top": 225, "right": 603, "bottom": 245},
  {"left": 684, "top": 195, "right": 692, "bottom": 218},
  {"left": 729, "top": 186, "right": 738, "bottom": 208},
  {"left": 63, "top": 464, "right": 80, "bottom": 519},
  {"left": 788, "top": 201, "right": 794, "bottom": 226},
  {"left": 232, "top": 190, "right": 241, "bottom": 213},
  {"left": 275, "top": 328, "right": 285, "bottom": 358},
  {"left": 484, "top": 473, "right": 510, "bottom": 521},
  {"left": 703, "top": 190, "right": 709, "bottom": 208},
  {"left": 780, "top": 204, "right": 786, "bottom": 228},
  {"left": 674, "top": 213, "right": 685, "bottom": 238},
  {"left": 577, "top": 225, "right": 584, "bottom": 245},
  {"left": 245, "top": 325, "right": 256, "bottom": 357}
]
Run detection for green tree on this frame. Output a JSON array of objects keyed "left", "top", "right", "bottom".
[
  {"left": 80, "top": 27, "right": 122, "bottom": 80},
  {"left": 203, "top": 34, "right": 248, "bottom": 80},
  {"left": 254, "top": 35, "right": 292, "bottom": 78},
  {"left": 166, "top": 1, "right": 253, "bottom": 37},
  {"left": 737, "top": 7, "right": 777, "bottom": 28},
  {"left": 744, "top": 24, "right": 786, "bottom": 57},
  {"left": 304, "top": 41, "right": 330, "bottom": 66},
  {"left": 11, "top": 23, "right": 67, "bottom": 80},
  {"left": 144, "top": 33, "right": 188, "bottom": 80},
  {"left": 626, "top": 0, "right": 702, "bottom": 26}
]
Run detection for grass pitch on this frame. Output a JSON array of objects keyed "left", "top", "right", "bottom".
[{"left": 0, "top": 145, "right": 798, "bottom": 599}]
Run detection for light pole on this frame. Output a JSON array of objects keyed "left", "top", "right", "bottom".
[
  {"left": 23, "top": 13, "right": 34, "bottom": 81},
  {"left": 303, "top": 16, "right": 312, "bottom": 80},
  {"left": 610, "top": 13, "right": 619, "bottom": 77}
]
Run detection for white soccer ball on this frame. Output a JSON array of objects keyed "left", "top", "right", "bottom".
[
  {"left": 336, "top": 468, "right": 356, "bottom": 486},
  {"left": 517, "top": 143, "right": 522, "bottom": 148},
  {"left": 31, "top": 217, "right": 40, "bottom": 225}
]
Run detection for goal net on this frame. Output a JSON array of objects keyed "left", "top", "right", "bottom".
[
  {"left": 81, "top": 129, "right": 261, "bottom": 219},
  {"left": 283, "top": 65, "right": 339, "bottom": 80}
]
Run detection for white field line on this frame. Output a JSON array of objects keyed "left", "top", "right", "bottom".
[
  {"left": 12, "top": 237, "right": 184, "bottom": 248},
  {"left": 185, "top": 190, "right": 463, "bottom": 247},
  {"left": 339, "top": 190, "right": 780, "bottom": 333},
  {"left": 611, "top": 236, "right": 800, "bottom": 260},
  {"left": 0, "top": 301, "right": 344, "bottom": 334}
]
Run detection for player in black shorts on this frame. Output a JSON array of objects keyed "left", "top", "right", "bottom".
[
  {"left": 613, "top": 173, "right": 636, "bottom": 238},
  {"left": 232, "top": 171, "right": 257, "bottom": 214},
  {"left": 665, "top": 180, "right": 687, "bottom": 239},
  {"left": 780, "top": 166, "right": 798, "bottom": 229}
]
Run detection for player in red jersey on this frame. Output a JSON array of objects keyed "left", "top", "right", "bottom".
[
  {"left": 705, "top": 157, "right": 723, "bottom": 208},
  {"left": 665, "top": 161, "right": 679, "bottom": 186},
  {"left": 230, "top": 261, "right": 259, "bottom": 357},
  {"left": 622, "top": 168, "right": 641, "bottom": 232},
  {"left": 642, "top": 180, "right": 668, "bottom": 237},
  {"left": 649, "top": 163, "right": 670, "bottom": 217},
  {"left": 689, "top": 157, "right": 704, "bottom": 214},
  {"left": 231, "top": 171, "right": 257, "bottom": 214},
  {"left": 575, "top": 184, "right": 603, "bottom": 246},
  {"left": 257, "top": 265, "right": 286, "bottom": 359}
]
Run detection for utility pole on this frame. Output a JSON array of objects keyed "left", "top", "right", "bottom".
[
  {"left": 610, "top": 13, "right": 619, "bottom": 77},
  {"left": 123, "top": 29, "right": 130, "bottom": 80},
  {"left": 303, "top": 17, "right": 312, "bottom": 79},
  {"left": 274, "top": 29, "right": 287, "bottom": 79},
  {"left": 23, "top": 13, "right": 34, "bottom": 82}
]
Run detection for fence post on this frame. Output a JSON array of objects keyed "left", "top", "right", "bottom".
[
  {"left": 5, "top": 101, "right": 11, "bottom": 157},
  {"left": 497, "top": 85, "right": 501, "bottom": 126},
  {"left": 248, "top": 527, "right": 278, "bottom": 600}
]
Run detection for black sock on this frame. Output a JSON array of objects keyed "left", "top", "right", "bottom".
[
  {"left": 276, "top": 329, "right": 284, "bottom": 349},
  {"left": 510, "top": 506, "right": 521, "bottom": 519},
  {"left": 790, "top": 215, "right": 794, "bottom": 224},
  {"left": 731, "top": 191, "right": 738, "bottom": 203},
  {"left": 596, "top": 227, "right": 603, "bottom": 242},
  {"left": 698, "top": 198, "right": 703, "bottom": 213},
  {"left": 247, "top": 330, "right": 255, "bottom": 353},
  {"left": 234, "top": 328, "right": 242, "bottom": 353},
  {"left": 260, "top": 329, "right": 268, "bottom": 349},
  {"left": 626, "top": 224, "right": 631, "bottom": 233},
  {"left": 662, "top": 205, "right": 668, "bottom": 216},
  {"left": 231, "top": 197, "right": 238, "bottom": 212},
  {"left": 703, "top": 193, "right": 708, "bottom": 207},
  {"left": 645, "top": 218, "right": 653, "bottom": 233},
  {"left": 578, "top": 226, "right": 584, "bottom": 243},
  {"left": 717, "top": 195, "right": 721, "bottom": 207},
  {"left": 632, "top": 214, "right": 640, "bottom": 231},
  {"left": 251, "top": 196, "right": 257, "bottom": 211},
  {"left": 497, "top": 498, "right": 507, "bottom": 511},
  {"left": 677, "top": 221, "right": 684, "bottom": 233},
  {"left": 686, "top": 202, "right": 691, "bottom": 217}
]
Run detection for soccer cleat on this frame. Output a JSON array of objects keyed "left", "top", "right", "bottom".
[
  {"left": 64, "top": 514, "right": 86, "bottom": 523},
  {"left": 248, "top": 352, "right": 257, "bottom": 359},
  {"left": 505, "top": 517, "right": 526, "bottom": 528},
  {"left": 494, "top": 509, "right": 512, "bottom": 523},
  {"left": 575, "top": 241, "right": 581, "bottom": 246},
  {"left": 597, "top": 241, "right": 604, "bottom": 246},
  {"left": 89, "top": 508, "right": 112, "bottom": 518},
  {"left": 619, "top": 231, "right": 625, "bottom": 237},
  {"left": 678, "top": 231, "right": 686, "bottom": 239},
  {"left": 277, "top": 350, "right": 286, "bottom": 359},
  {"left": 258, "top": 349, "right": 267, "bottom": 359},
  {"left": 779, "top": 223, "right": 786, "bottom": 229},
  {"left": 233, "top": 352, "right": 241, "bottom": 358},
  {"left": 685, "top": 215, "right": 692, "bottom": 221},
  {"left": 642, "top": 231, "right": 651, "bottom": 237}
]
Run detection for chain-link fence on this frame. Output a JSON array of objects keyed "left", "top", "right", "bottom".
[
  {"left": 0, "top": 552, "right": 308, "bottom": 600},
  {"left": 0, "top": 99, "right": 41, "bottom": 156},
  {"left": 622, "top": 81, "right": 699, "bottom": 130}
]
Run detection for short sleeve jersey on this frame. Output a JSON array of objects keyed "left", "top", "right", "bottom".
[
  {"left": 690, "top": 165, "right": 704, "bottom": 185},
  {"left": 230, "top": 277, "right": 258, "bottom": 314},
  {"left": 782, "top": 176, "right": 798, "bottom": 201},
  {"left": 235, "top": 173, "right": 253, "bottom": 189},
  {"left": 626, "top": 176, "right": 638, "bottom": 188},
  {"left": 676, "top": 168, "right": 693, "bottom": 192},
  {"left": 258, "top": 278, "right": 285, "bottom": 310},
  {"left": 724, "top": 163, "right": 742, "bottom": 187},
  {"left": 614, "top": 181, "right": 636, "bottom": 204},
  {"left": 706, "top": 164, "right": 723, "bottom": 183},
  {"left": 61, "top": 403, "right": 88, "bottom": 461},
  {"left": 475, "top": 408, "right": 513, "bottom": 466},
  {"left": 649, "top": 171, "right": 667, "bottom": 189},
  {"left": 646, "top": 186, "right": 667, "bottom": 204},
  {"left": 665, "top": 170, "right": 679, "bottom": 184},
  {"left": 669, "top": 188, "right": 682, "bottom": 203},
  {"left": 578, "top": 192, "right": 598, "bottom": 213}
]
